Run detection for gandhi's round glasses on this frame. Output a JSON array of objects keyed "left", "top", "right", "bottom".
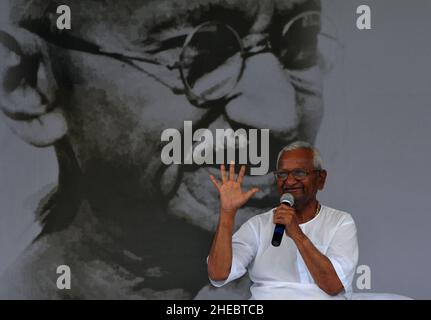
[
  {"left": 178, "top": 11, "right": 340, "bottom": 104},
  {"left": 6, "top": 11, "right": 340, "bottom": 106},
  {"left": 274, "top": 169, "right": 321, "bottom": 181}
]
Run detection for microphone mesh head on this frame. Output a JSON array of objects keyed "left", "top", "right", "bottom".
[{"left": 280, "top": 193, "right": 294, "bottom": 206}]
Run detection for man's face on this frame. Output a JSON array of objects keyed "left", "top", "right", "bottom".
[
  {"left": 39, "top": 0, "right": 324, "bottom": 226},
  {"left": 276, "top": 148, "right": 326, "bottom": 206}
]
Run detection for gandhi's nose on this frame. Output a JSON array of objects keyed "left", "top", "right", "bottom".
[{"left": 224, "top": 53, "right": 298, "bottom": 133}]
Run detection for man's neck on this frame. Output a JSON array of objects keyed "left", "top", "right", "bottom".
[
  {"left": 54, "top": 197, "right": 211, "bottom": 296},
  {"left": 294, "top": 199, "right": 319, "bottom": 224},
  {"left": 66, "top": 195, "right": 211, "bottom": 254},
  {"left": 70, "top": 196, "right": 167, "bottom": 243}
]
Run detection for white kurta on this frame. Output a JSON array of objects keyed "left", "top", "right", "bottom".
[{"left": 209, "top": 205, "right": 359, "bottom": 300}]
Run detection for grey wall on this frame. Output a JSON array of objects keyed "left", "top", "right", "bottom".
[
  {"left": 0, "top": 0, "right": 430, "bottom": 299},
  {"left": 317, "top": 0, "right": 431, "bottom": 299}
]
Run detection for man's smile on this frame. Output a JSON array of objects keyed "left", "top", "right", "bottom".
[{"left": 284, "top": 186, "right": 304, "bottom": 193}]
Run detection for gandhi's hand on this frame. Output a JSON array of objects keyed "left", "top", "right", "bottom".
[
  {"left": 0, "top": 27, "right": 67, "bottom": 147},
  {"left": 209, "top": 162, "right": 260, "bottom": 217}
]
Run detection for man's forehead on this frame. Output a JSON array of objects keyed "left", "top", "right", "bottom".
[
  {"left": 13, "top": 0, "right": 315, "bottom": 40},
  {"left": 16, "top": 0, "right": 260, "bottom": 39},
  {"left": 62, "top": 0, "right": 261, "bottom": 26},
  {"left": 278, "top": 149, "right": 314, "bottom": 168},
  {"left": 128, "top": 0, "right": 261, "bottom": 35},
  {"left": 79, "top": 0, "right": 311, "bottom": 24}
]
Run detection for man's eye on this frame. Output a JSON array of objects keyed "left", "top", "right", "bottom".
[
  {"left": 292, "top": 169, "right": 307, "bottom": 177},
  {"left": 154, "top": 47, "right": 183, "bottom": 67},
  {"left": 277, "top": 36, "right": 319, "bottom": 70},
  {"left": 182, "top": 47, "right": 238, "bottom": 79},
  {"left": 277, "top": 172, "right": 288, "bottom": 179},
  {"left": 180, "top": 33, "right": 242, "bottom": 86},
  {"left": 144, "top": 35, "right": 188, "bottom": 54}
]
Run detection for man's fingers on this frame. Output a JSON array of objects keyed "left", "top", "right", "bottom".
[
  {"left": 220, "top": 164, "right": 227, "bottom": 183},
  {"left": 209, "top": 175, "right": 221, "bottom": 191},
  {"left": 273, "top": 212, "right": 285, "bottom": 223},
  {"left": 237, "top": 165, "right": 246, "bottom": 184},
  {"left": 229, "top": 161, "right": 235, "bottom": 181},
  {"left": 273, "top": 217, "right": 282, "bottom": 224},
  {"left": 244, "top": 187, "right": 260, "bottom": 200}
]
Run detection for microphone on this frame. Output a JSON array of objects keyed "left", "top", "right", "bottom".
[{"left": 271, "top": 193, "right": 295, "bottom": 247}]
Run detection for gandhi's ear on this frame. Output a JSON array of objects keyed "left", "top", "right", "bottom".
[{"left": 0, "top": 27, "right": 67, "bottom": 147}]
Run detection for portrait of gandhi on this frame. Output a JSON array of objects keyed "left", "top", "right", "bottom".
[{"left": 0, "top": 0, "right": 333, "bottom": 299}]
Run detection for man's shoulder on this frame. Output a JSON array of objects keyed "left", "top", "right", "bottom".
[
  {"left": 239, "top": 208, "right": 275, "bottom": 229},
  {"left": 320, "top": 205, "right": 355, "bottom": 225}
]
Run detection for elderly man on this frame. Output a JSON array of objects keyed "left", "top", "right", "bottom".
[
  {"left": 0, "top": 0, "right": 330, "bottom": 299},
  {"left": 207, "top": 141, "right": 358, "bottom": 299}
]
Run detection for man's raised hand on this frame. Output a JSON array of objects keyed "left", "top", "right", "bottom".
[{"left": 209, "top": 162, "right": 260, "bottom": 217}]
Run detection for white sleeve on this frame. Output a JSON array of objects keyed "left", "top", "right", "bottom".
[
  {"left": 326, "top": 215, "right": 359, "bottom": 293},
  {"left": 209, "top": 219, "right": 259, "bottom": 287}
]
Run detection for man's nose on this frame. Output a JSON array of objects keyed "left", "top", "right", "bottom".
[
  {"left": 285, "top": 174, "right": 298, "bottom": 186},
  {"left": 224, "top": 52, "right": 298, "bottom": 132}
]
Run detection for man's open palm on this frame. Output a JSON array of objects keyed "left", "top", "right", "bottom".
[{"left": 210, "top": 162, "right": 260, "bottom": 214}]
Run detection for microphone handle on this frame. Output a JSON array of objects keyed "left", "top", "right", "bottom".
[
  {"left": 271, "top": 201, "right": 292, "bottom": 247},
  {"left": 271, "top": 223, "right": 285, "bottom": 247}
]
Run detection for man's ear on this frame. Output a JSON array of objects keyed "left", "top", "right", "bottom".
[
  {"left": 0, "top": 27, "right": 67, "bottom": 147},
  {"left": 317, "top": 169, "right": 327, "bottom": 190}
]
